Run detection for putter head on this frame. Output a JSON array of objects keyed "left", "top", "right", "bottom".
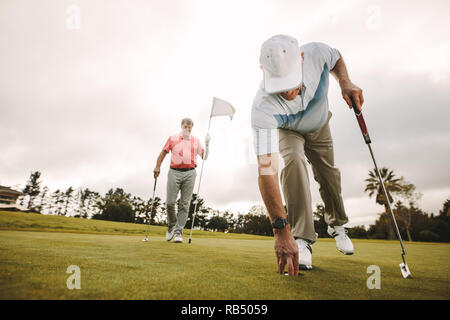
[
  {"left": 142, "top": 237, "right": 149, "bottom": 242},
  {"left": 400, "top": 262, "right": 412, "bottom": 279},
  {"left": 188, "top": 238, "right": 192, "bottom": 244}
]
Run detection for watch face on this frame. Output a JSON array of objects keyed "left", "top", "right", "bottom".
[{"left": 273, "top": 218, "right": 286, "bottom": 229}]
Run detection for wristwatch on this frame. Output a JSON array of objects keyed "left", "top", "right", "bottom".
[{"left": 272, "top": 217, "right": 289, "bottom": 229}]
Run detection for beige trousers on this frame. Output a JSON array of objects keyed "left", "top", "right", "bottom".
[{"left": 279, "top": 111, "right": 348, "bottom": 243}]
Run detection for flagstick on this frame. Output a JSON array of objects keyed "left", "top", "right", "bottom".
[{"left": 188, "top": 116, "right": 211, "bottom": 244}]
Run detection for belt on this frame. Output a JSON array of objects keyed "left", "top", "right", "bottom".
[{"left": 170, "top": 167, "right": 195, "bottom": 172}]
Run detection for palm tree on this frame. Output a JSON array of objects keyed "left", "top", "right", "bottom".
[{"left": 364, "top": 167, "right": 403, "bottom": 239}]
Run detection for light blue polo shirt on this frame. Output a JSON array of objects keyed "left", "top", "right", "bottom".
[{"left": 251, "top": 42, "right": 340, "bottom": 155}]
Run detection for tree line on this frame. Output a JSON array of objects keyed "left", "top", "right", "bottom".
[{"left": 16, "top": 170, "right": 450, "bottom": 242}]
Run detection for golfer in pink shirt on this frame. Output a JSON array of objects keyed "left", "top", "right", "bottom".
[{"left": 153, "top": 118, "right": 210, "bottom": 243}]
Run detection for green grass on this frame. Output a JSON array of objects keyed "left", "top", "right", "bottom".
[
  {"left": 0, "top": 211, "right": 449, "bottom": 299},
  {"left": 0, "top": 210, "right": 268, "bottom": 240}
]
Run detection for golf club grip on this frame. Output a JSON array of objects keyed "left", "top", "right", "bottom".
[{"left": 350, "top": 97, "right": 371, "bottom": 144}]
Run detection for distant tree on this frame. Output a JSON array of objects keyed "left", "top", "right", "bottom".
[
  {"left": 135, "top": 196, "right": 162, "bottom": 225},
  {"left": 154, "top": 205, "right": 166, "bottom": 225},
  {"left": 132, "top": 196, "right": 146, "bottom": 224},
  {"left": 426, "top": 198, "right": 450, "bottom": 242},
  {"left": 228, "top": 205, "right": 273, "bottom": 236},
  {"left": 418, "top": 230, "right": 440, "bottom": 242},
  {"left": 221, "top": 210, "right": 236, "bottom": 230},
  {"left": 365, "top": 167, "right": 405, "bottom": 239},
  {"left": 86, "top": 191, "right": 101, "bottom": 218},
  {"left": 94, "top": 201, "right": 134, "bottom": 223},
  {"left": 394, "top": 201, "right": 415, "bottom": 241},
  {"left": 248, "top": 205, "right": 267, "bottom": 216},
  {"left": 185, "top": 194, "right": 208, "bottom": 230},
  {"left": 243, "top": 205, "right": 273, "bottom": 236},
  {"left": 21, "top": 171, "right": 42, "bottom": 211},
  {"left": 243, "top": 213, "right": 273, "bottom": 236},
  {"left": 408, "top": 206, "right": 432, "bottom": 240},
  {"left": 347, "top": 225, "right": 368, "bottom": 239},
  {"left": 49, "top": 190, "right": 60, "bottom": 215},
  {"left": 206, "top": 215, "right": 229, "bottom": 232},
  {"left": 313, "top": 204, "right": 329, "bottom": 238},
  {"left": 63, "top": 187, "right": 75, "bottom": 216},
  {"left": 231, "top": 214, "right": 246, "bottom": 233},
  {"left": 367, "top": 212, "right": 395, "bottom": 239},
  {"left": 149, "top": 197, "right": 162, "bottom": 224},
  {"left": 36, "top": 186, "right": 49, "bottom": 213},
  {"left": 78, "top": 188, "right": 93, "bottom": 218},
  {"left": 55, "top": 189, "right": 65, "bottom": 216},
  {"left": 439, "top": 198, "right": 449, "bottom": 218},
  {"left": 395, "top": 179, "right": 422, "bottom": 241},
  {"left": 93, "top": 188, "right": 134, "bottom": 222}
]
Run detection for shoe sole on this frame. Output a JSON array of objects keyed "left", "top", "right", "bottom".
[
  {"left": 299, "top": 264, "right": 313, "bottom": 270},
  {"left": 173, "top": 236, "right": 183, "bottom": 243},
  {"left": 338, "top": 248, "right": 354, "bottom": 255}
]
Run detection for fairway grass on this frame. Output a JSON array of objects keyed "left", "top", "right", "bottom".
[{"left": 0, "top": 211, "right": 449, "bottom": 299}]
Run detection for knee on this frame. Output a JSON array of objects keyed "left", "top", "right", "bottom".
[
  {"left": 281, "top": 150, "right": 306, "bottom": 167},
  {"left": 178, "top": 199, "right": 191, "bottom": 209}
]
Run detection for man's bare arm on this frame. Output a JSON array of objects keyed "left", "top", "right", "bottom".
[
  {"left": 257, "top": 153, "right": 299, "bottom": 276},
  {"left": 257, "top": 154, "right": 285, "bottom": 221},
  {"left": 330, "top": 53, "right": 364, "bottom": 111},
  {"left": 154, "top": 150, "right": 168, "bottom": 178}
]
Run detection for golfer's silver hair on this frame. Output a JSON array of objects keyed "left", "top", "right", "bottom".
[{"left": 181, "top": 118, "right": 194, "bottom": 126}]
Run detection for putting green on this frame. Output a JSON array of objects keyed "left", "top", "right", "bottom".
[{"left": 0, "top": 211, "right": 449, "bottom": 299}]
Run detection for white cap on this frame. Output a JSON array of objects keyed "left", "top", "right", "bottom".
[{"left": 259, "top": 35, "right": 302, "bottom": 94}]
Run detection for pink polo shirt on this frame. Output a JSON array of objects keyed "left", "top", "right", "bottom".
[{"left": 163, "top": 133, "right": 204, "bottom": 169}]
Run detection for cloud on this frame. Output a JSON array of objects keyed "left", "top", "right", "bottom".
[{"left": 1, "top": 0, "right": 449, "bottom": 227}]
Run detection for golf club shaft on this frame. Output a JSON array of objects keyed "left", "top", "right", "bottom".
[
  {"left": 144, "top": 178, "right": 157, "bottom": 238},
  {"left": 367, "top": 144, "right": 407, "bottom": 255},
  {"left": 351, "top": 99, "right": 406, "bottom": 256}
]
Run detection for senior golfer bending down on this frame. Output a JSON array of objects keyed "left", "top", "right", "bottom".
[
  {"left": 252, "top": 35, "right": 364, "bottom": 276},
  {"left": 154, "top": 118, "right": 210, "bottom": 243}
]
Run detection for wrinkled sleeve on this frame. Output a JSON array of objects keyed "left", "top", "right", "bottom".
[
  {"left": 162, "top": 137, "right": 172, "bottom": 153},
  {"left": 312, "top": 42, "right": 341, "bottom": 71},
  {"left": 251, "top": 106, "right": 279, "bottom": 156},
  {"left": 252, "top": 128, "right": 279, "bottom": 156}
]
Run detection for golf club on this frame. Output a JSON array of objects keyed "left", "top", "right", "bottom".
[
  {"left": 142, "top": 177, "right": 158, "bottom": 242},
  {"left": 351, "top": 97, "right": 412, "bottom": 279}
]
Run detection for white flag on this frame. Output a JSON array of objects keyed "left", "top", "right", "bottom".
[{"left": 210, "top": 97, "right": 235, "bottom": 120}]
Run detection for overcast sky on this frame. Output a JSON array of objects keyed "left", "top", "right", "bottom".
[{"left": 1, "top": 0, "right": 449, "bottom": 226}]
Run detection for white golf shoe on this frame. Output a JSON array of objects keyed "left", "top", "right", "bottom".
[
  {"left": 296, "top": 238, "right": 313, "bottom": 270},
  {"left": 165, "top": 227, "right": 175, "bottom": 241},
  {"left": 173, "top": 232, "right": 183, "bottom": 243},
  {"left": 328, "top": 225, "right": 354, "bottom": 255}
]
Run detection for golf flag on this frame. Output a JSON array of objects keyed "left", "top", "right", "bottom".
[{"left": 210, "top": 97, "right": 235, "bottom": 120}]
